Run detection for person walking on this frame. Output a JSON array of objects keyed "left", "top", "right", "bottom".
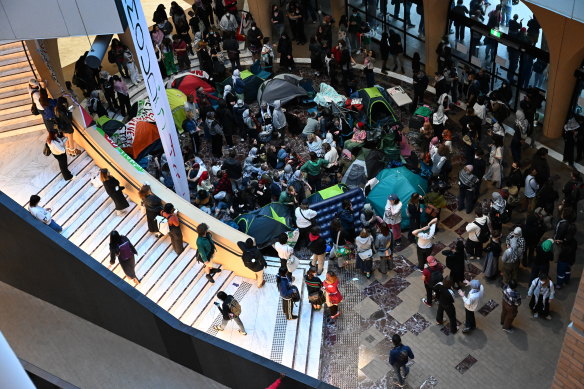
[
  {"left": 435, "top": 278, "right": 458, "bottom": 334},
  {"left": 324, "top": 271, "right": 343, "bottom": 320},
  {"left": 389, "top": 334, "right": 415, "bottom": 388},
  {"left": 554, "top": 215, "right": 577, "bottom": 290},
  {"left": 295, "top": 199, "right": 317, "bottom": 249},
  {"left": 528, "top": 273, "right": 555, "bottom": 320},
  {"left": 113, "top": 75, "right": 131, "bottom": 117},
  {"left": 421, "top": 255, "right": 443, "bottom": 307},
  {"left": 138, "top": 185, "right": 163, "bottom": 237},
  {"left": 307, "top": 226, "right": 327, "bottom": 275},
  {"left": 162, "top": 203, "right": 184, "bottom": 255},
  {"left": 213, "top": 291, "right": 247, "bottom": 335},
  {"left": 54, "top": 97, "right": 82, "bottom": 156},
  {"left": 383, "top": 194, "right": 403, "bottom": 247},
  {"left": 412, "top": 218, "right": 438, "bottom": 270},
  {"left": 237, "top": 238, "right": 267, "bottom": 288},
  {"left": 501, "top": 280, "right": 521, "bottom": 332},
  {"left": 305, "top": 267, "right": 325, "bottom": 310},
  {"left": 28, "top": 195, "right": 62, "bottom": 233},
  {"left": 277, "top": 267, "right": 298, "bottom": 320},
  {"left": 406, "top": 193, "right": 423, "bottom": 243},
  {"left": 100, "top": 168, "right": 130, "bottom": 216},
  {"left": 109, "top": 230, "right": 140, "bottom": 286},
  {"left": 523, "top": 168, "right": 539, "bottom": 213},
  {"left": 458, "top": 279, "right": 484, "bottom": 333},
  {"left": 46, "top": 131, "right": 73, "bottom": 181},
  {"left": 379, "top": 32, "right": 390, "bottom": 73},
  {"left": 355, "top": 228, "right": 374, "bottom": 279},
  {"left": 196, "top": 223, "right": 222, "bottom": 283}
]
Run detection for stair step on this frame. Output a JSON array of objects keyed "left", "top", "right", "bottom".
[
  {"left": 172, "top": 267, "right": 231, "bottom": 320},
  {"left": 0, "top": 95, "right": 32, "bottom": 110},
  {"left": 137, "top": 246, "right": 190, "bottom": 295},
  {"left": 192, "top": 275, "right": 243, "bottom": 330},
  {"left": 0, "top": 73, "right": 34, "bottom": 89},
  {"left": 0, "top": 45, "right": 25, "bottom": 56},
  {"left": 0, "top": 123, "right": 46, "bottom": 139},
  {"left": 281, "top": 268, "right": 306, "bottom": 369},
  {"left": 292, "top": 270, "right": 314, "bottom": 373},
  {"left": 35, "top": 153, "right": 92, "bottom": 202},
  {"left": 0, "top": 53, "right": 27, "bottom": 68},
  {"left": 180, "top": 272, "right": 236, "bottom": 326},
  {"left": 0, "top": 62, "right": 33, "bottom": 77},
  {"left": 0, "top": 86, "right": 29, "bottom": 100},
  {"left": 146, "top": 249, "right": 199, "bottom": 303},
  {"left": 157, "top": 261, "right": 204, "bottom": 309},
  {"left": 0, "top": 115, "right": 43, "bottom": 132},
  {"left": 53, "top": 183, "right": 103, "bottom": 224},
  {"left": 0, "top": 107, "right": 35, "bottom": 121},
  {"left": 45, "top": 173, "right": 94, "bottom": 219},
  {"left": 0, "top": 41, "right": 22, "bottom": 50},
  {"left": 60, "top": 190, "right": 112, "bottom": 240},
  {"left": 131, "top": 239, "right": 173, "bottom": 279}
]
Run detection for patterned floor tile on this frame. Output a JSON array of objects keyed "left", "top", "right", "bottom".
[
  {"left": 360, "top": 358, "right": 391, "bottom": 382},
  {"left": 455, "top": 354, "right": 478, "bottom": 374},
  {"left": 455, "top": 222, "right": 469, "bottom": 235},
  {"left": 359, "top": 326, "right": 386, "bottom": 349},
  {"left": 383, "top": 276, "right": 411, "bottom": 295},
  {"left": 403, "top": 312, "right": 431, "bottom": 336},
  {"left": 478, "top": 299, "right": 499, "bottom": 316},
  {"left": 464, "top": 263, "right": 483, "bottom": 281},
  {"left": 431, "top": 242, "right": 447, "bottom": 256},
  {"left": 439, "top": 319, "right": 463, "bottom": 336},
  {"left": 354, "top": 297, "right": 382, "bottom": 320},
  {"left": 441, "top": 213, "right": 463, "bottom": 228},
  {"left": 363, "top": 281, "right": 403, "bottom": 312},
  {"left": 392, "top": 255, "right": 416, "bottom": 277},
  {"left": 370, "top": 312, "right": 408, "bottom": 338}
]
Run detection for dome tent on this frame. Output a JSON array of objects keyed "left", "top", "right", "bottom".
[
  {"left": 351, "top": 86, "right": 399, "bottom": 128},
  {"left": 166, "top": 88, "right": 187, "bottom": 133},
  {"left": 171, "top": 73, "right": 215, "bottom": 98},
  {"left": 257, "top": 73, "right": 310, "bottom": 106},
  {"left": 367, "top": 167, "right": 428, "bottom": 229},
  {"left": 234, "top": 203, "right": 294, "bottom": 248}
]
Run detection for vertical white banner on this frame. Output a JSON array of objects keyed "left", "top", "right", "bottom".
[{"left": 121, "top": 0, "right": 189, "bottom": 200}]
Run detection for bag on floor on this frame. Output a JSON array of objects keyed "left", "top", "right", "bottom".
[{"left": 156, "top": 215, "right": 170, "bottom": 235}]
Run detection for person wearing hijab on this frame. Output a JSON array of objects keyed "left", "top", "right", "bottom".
[
  {"left": 242, "top": 108, "right": 258, "bottom": 143},
  {"left": 458, "top": 279, "right": 484, "bottom": 333},
  {"left": 197, "top": 170, "right": 213, "bottom": 192},
  {"left": 490, "top": 191, "right": 507, "bottom": 232},
  {"left": 458, "top": 165, "right": 479, "bottom": 214},
  {"left": 231, "top": 69, "right": 245, "bottom": 100},
  {"left": 222, "top": 84, "right": 236, "bottom": 104},
  {"left": 272, "top": 100, "right": 287, "bottom": 137},
  {"left": 432, "top": 93, "right": 451, "bottom": 137}
]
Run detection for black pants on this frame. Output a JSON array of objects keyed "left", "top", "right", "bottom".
[
  {"left": 454, "top": 22, "right": 465, "bottom": 41},
  {"left": 417, "top": 246, "right": 432, "bottom": 269},
  {"left": 437, "top": 303, "right": 457, "bottom": 333},
  {"left": 328, "top": 304, "right": 339, "bottom": 317},
  {"left": 464, "top": 308, "right": 476, "bottom": 329},
  {"left": 104, "top": 90, "right": 118, "bottom": 109},
  {"left": 425, "top": 284, "right": 434, "bottom": 304},
  {"left": 306, "top": 173, "right": 322, "bottom": 193},
  {"left": 211, "top": 134, "right": 223, "bottom": 158},
  {"left": 529, "top": 295, "right": 550, "bottom": 316},
  {"left": 117, "top": 93, "right": 131, "bottom": 116},
  {"left": 523, "top": 244, "right": 536, "bottom": 267},
  {"left": 169, "top": 226, "right": 184, "bottom": 255},
  {"left": 296, "top": 226, "right": 311, "bottom": 249},
  {"left": 229, "top": 54, "right": 241, "bottom": 71},
  {"left": 466, "top": 239, "right": 483, "bottom": 259},
  {"left": 282, "top": 298, "right": 294, "bottom": 319},
  {"left": 53, "top": 153, "right": 72, "bottom": 180}
]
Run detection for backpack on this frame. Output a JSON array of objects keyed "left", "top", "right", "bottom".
[
  {"left": 398, "top": 347, "right": 409, "bottom": 364},
  {"left": 429, "top": 267, "right": 443, "bottom": 287},
  {"left": 226, "top": 296, "right": 242, "bottom": 316},
  {"left": 474, "top": 220, "right": 491, "bottom": 243},
  {"left": 107, "top": 50, "right": 116, "bottom": 64},
  {"left": 118, "top": 240, "right": 133, "bottom": 261},
  {"left": 290, "top": 285, "right": 301, "bottom": 302}
]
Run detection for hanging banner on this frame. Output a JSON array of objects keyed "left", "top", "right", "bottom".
[{"left": 121, "top": 0, "right": 189, "bottom": 200}]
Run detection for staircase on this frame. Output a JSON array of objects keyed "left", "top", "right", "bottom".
[
  {"left": 31, "top": 153, "right": 324, "bottom": 378},
  {"left": 0, "top": 41, "right": 44, "bottom": 138}
]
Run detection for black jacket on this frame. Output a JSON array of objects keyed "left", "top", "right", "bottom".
[
  {"left": 307, "top": 236, "right": 327, "bottom": 255},
  {"left": 436, "top": 285, "right": 455, "bottom": 306},
  {"left": 222, "top": 158, "right": 243, "bottom": 180}
]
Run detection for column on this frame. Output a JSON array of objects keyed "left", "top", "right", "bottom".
[
  {"left": 330, "top": 0, "right": 345, "bottom": 28},
  {"left": 526, "top": 3, "right": 584, "bottom": 138},
  {"left": 247, "top": 0, "right": 272, "bottom": 40},
  {"left": 422, "top": 0, "right": 450, "bottom": 77}
]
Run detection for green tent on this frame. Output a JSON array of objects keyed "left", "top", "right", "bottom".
[
  {"left": 306, "top": 184, "right": 349, "bottom": 204},
  {"left": 367, "top": 167, "right": 427, "bottom": 229},
  {"left": 166, "top": 88, "right": 187, "bottom": 134},
  {"left": 234, "top": 203, "right": 294, "bottom": 247},
  {"left": 355, "top": 86, "right": 399, "bottom": 127}
]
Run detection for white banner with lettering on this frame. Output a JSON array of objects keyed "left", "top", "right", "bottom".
[{"left": 121, "top": 0, "right": 189, "bottom": 200}]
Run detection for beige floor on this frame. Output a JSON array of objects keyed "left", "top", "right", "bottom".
[{"left": 0, "top": 281, "right": 227, "bottom": 389}]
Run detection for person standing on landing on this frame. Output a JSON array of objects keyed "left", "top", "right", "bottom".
[
  {"left": 162, "top": 203, "right": 185, "bottom": 255},
  {"left": 501, "top": 280, "right": 521, "bottom": 332},
  {"left": 196, "top": 223, "right": 221, "bottom": 283},
  {"left": 458, "top": 279, "right": 484, "bottom": 333},
  {"left": 237, "top": 238, "right": 267, "bottom": 288},
  {"left": 324, "top": 271, "right": 343, "bottom": 320},
  {"left": 384, "top": 194, "right": 403, "bottom": 246},
  {"left": 389, "top": 334, "right": 414, "bottom": 388},
  {"left": 109, "top": 230, "right": 140, "bottom": 286},
  {"left": 421, "top": 255, "right": 443, "bottom": 307},
  {"left": 28, "top": 195, "right": 62, "bottom": 233},
  {"left": 46, "top": 131, "right": 74, "bottom": 181},
  {"left": 100, "top": 168, "right": 130, "bottom": 216},
  {"left": 307, "top": 226, "right": 327, "bottom": 275},
  {"left": 277, "top": 267, "right": 298, "bottom": 320},
  {"left": 213, "top": 291, "right": 247, "bottom": 335},
  {"left": 412, "top": 218, "right": 438, "bottom": 270},
  {"left": 138, "top": 185, "right": 163, "bottom": 237}
]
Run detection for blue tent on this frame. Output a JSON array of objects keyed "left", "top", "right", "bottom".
[{"left": 367, "top": 167, "right": 428, "bottom": 229}]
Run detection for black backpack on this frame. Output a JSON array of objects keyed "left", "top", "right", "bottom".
[
  {"left": 290, "top": 285, "right": 301, "bottom": 302},
  {"left": 429, "top": 267, "right": 443, "bottom": 287},
  {"left": 398, "top": 347, "right": 409, "bottom": 364},
  {"left": 107, "top": 50, "right": 116, "bottom": 64},
  {"left": 474, "top": 221, "right": 491, "bottom": 243}
]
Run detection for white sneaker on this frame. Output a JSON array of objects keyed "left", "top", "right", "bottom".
[{"left": 533, "top": 313, "right": 539, "bottom": 319}]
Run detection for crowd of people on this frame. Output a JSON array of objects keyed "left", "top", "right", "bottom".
[{"left": 24, "top": 1, "right": 581, "bottom": 387}]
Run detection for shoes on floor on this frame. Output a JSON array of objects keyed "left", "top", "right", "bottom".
[
  {"left": 394, "top": 381, "right": 405, "bottom": 388},
  {"left": 213, "top": 325, "right": 224, "bottom": 331},
  {"left": 533, "top": 313, "right": 539, "bottom": 319},
  {"left": 422, "top": 298, "right": 432, "bottom": 307},
  {"left": 502, "top": 327, "right": 513, "bottom": 333},
  {"left": 462, "top": 327, "right": 473, "bottom": 334},
  {"left": 288, "top": 315, "right": 298, "bottom": 320},
  {"left": 206, "top": 274, "right": 215, "bottom": 283},
  {"left": 238, "top": 329, "right": 247, "bottom": 335}
]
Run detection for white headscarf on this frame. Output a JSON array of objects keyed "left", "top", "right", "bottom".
[{"left": 223, "top": 84, "right": 232, "bottom": 99}]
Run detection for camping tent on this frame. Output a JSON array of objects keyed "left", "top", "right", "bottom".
[
  {"left": 367, "top": 167, "right": 428, "bottom": 229},
  {"left": 172, "top": 73, "right": 215, "bottom": 97},
  {"left": 219, "top": 61, "right": 270, "bottom": 103},
  {"left": 305, "top": 184, "right": 366, "bottom": 243},
  {"left": 166, "top": 88, "right": 187, "bottom": 133},
  {"left": 101, "top": 119, "right": 125, "bottom": 136},
  {"left": 121, "top": 121, "right": 161, "bottom": 161},
  {"left": 352, "top": 86, "right": 399, "bottom": 127},
  {"left": 257, "top": 73, "right": 310, "bottom": 105},
  {"left": 234, "top": 202, "right": 294, "bottom": 247}
]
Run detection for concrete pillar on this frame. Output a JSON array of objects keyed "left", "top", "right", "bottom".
[
  {"left": 330, "top": 0, "right": 345, "bottom": 28},
  {"left": 248, "top": 0, "right": 272, "bottom": 40},
  {"left": 24, "top": 39, "right": 67, "bottom": 98},
  {"left": 525, "top": 3, "right": 584, "bottom": 139},
  {"left": 422, "top": 0, "right": 449, "bottom": 77}
]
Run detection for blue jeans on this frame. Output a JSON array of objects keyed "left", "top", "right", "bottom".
[
  {"left": 557, "top": 261, "right": 571, "bottom": 287},
  {"left": 393, "top": 362, "right": 409, "bottom": 385},
  {"left": 48, "top": 219, "right": 63, "bottom": 233},
  {"left": 502, "top": 5, "right": 512, "bottom": 26}
]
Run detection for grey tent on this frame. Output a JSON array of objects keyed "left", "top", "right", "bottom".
[{"left": 257, "top": 73, "right": 308, "bottom": 105}]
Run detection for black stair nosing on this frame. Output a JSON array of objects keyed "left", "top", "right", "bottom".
[
  {"left": 43, "top": 175, "right": 93, "bottom": 216},
  {"left": 53, "top": 184, "right": 104, "bottom": 225},
  {"left": 164, "top": 263, "right": 214, "bottom": 312},
  {"left": 149, "top": 250, "right": 200, "bottom": 304},
  {"left": 173, "top": 265, "right": 229, "bottom": 320},
  {"left": 141, "top": 247, "right": 192, "bottom": 296},
  {"left": 67, "top": 197, "right": 118, "bottom": 246},
  {"left": 133, "top": 236, "right": 173, "bottom": 274},
  {"left": 48, "top": 173, "right": 100, "bottom": 216},
  {"left": 89, "top": 204, "right": 142, "bottom": 260},
  {"left": 31, "top": 153, "right": 90, "bottom": 204},
  {"left": 185, "top": 272, "right": 235, "bottom": 327}
]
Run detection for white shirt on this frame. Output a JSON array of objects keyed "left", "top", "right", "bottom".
[
  {"left": 324, "top": 148, "right": 339, "bottom": 165},
  {"left": 29, "top": 205, "right": 52, "bottom": 224},
  {"left": 461, "top": 285, "right": 484, "bottom": 311},
  {"left": 415, "top": 224, "right": 436, "bottom": 249},
  {"left": 383, "top": 200, "right": 402, "bottom": 225},
  {"left": 466, "top": 215, "right": 489, "bottom": 242},
  {"left": 273, "top": 242, "right": 294, "bottom": 260},
  {"left": 295, "top": 207, "right": 317, "bottom": 228}
]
